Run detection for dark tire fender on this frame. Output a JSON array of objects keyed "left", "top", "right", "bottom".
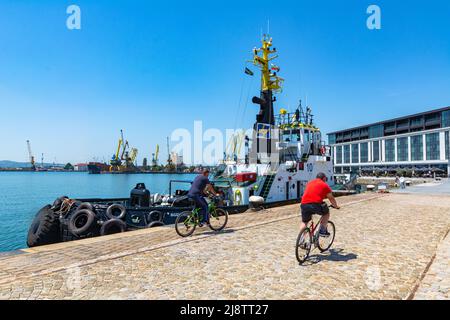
[
  {"left": 100, "top": 219, "right": 127, "bottom": 236},
  {"left": 147, "top": 221, "right": 164, "bottom": 228},
  {"left": 51, "top": 196, "right": 68, "bottom": 211},
  {"left": 68, "top": 209, "right": 96, "bottom": 236},
  {"left": 77, "top": 202, "right": 94, "bottom": 212},
  {"left": 106, "top": 204, "right": 126, "bottom": 220},
  {"left": 27, "top": 205, "right": 61, "bottom": 247},
  {"left": 148, "top": 210, "right": 163, "bottom": 223}
]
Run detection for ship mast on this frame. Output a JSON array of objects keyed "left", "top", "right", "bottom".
[
  {"left": 249, "top": 35, "right": 284, "bottom": 163},
  {"left": 251, "top": 35, "right": 284, "bottom": 126}
]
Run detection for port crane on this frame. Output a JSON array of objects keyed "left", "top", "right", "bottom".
[
  {"left": 110, "top": 129, "right": 139, "bottom": 172},
  {"left": 152, "top": 144, "right": 159, "bottom": 167},
  {"left": 26, "top": 140, "right": 36, "bottom": 171}
]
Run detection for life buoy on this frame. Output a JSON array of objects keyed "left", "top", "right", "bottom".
[
  {"left": 320, "top": 146, "right": 326, "bottom": 155},
  {"left": 234, "top": 190, "right": 242, "bottom": 205}
]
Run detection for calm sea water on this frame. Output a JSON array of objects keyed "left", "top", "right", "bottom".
[{"left": 0, "top": 172, "right": 197, "bottom": 252}]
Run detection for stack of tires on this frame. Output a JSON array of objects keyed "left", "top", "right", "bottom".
[{"left": 66, "top": 202, "right": 128, "bottom": 240}]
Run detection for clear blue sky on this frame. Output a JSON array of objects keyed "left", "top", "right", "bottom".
[{"left": 1, "top": 0, "right": 449, "bottom": 164}]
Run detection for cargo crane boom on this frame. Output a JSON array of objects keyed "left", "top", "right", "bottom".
[{"left": 26, "top": 140, "right": 36, "bottom": 171}]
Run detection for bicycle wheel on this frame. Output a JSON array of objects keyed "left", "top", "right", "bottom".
[
  {"left": 295, "top": 228, "right": 312, "bottom": 264},
  {"left": 317, "top": 221, "right": 336, "bottom": 252},
  {"left": 175, "top": 211, "right": 197, "bottom": 237},
  {"left": 208, "top": 208, "right": 228, "bottom": 231}
]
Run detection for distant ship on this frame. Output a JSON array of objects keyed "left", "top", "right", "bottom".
[{"left": 87, "top": 162, "right": 111, "bottom": 174}]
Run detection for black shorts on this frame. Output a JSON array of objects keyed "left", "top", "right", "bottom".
[{"left": 300, "top": 202, "right": 329, "bottom": 223}]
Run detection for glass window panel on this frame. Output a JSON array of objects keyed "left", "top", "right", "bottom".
[
  {"left": 411, "top": 135, "right": 423, "bottom": 161},
  {"left": 385, "top": 139, "right": 395, "bottom": 162},
  {"left": 426, "top": 133, "right": 440, "bottom": 160},
  {"left": 351, "top": 144, "right": 359, "bottom": 163},
  {"left": 397, "top": 137, "right": 408, "bottom": 162}
]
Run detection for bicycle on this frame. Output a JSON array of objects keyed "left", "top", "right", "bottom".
[
  {"left": 175, "top": 195, "right": 229, "bottom": 237},
  {"left": 295, "top": 205, "right": 337, "bottom": 264}
]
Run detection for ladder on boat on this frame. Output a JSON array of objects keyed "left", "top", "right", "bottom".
[{"left": 260, "top": 174, "right": 276, "bottom": 200}]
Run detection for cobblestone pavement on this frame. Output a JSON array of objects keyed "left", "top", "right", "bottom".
[
  {"left": 413, "top": 230, "right": 450, "bottom": 300},
  {"left": 0, "top": 192, "right": 449, "bottom": 300}
]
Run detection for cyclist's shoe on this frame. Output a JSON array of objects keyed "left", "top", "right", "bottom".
[
  {"left": 198, "top": 221, "right": 209, "bottom": 227},
  {"left": 319, "top": 228, "right": 330, "bottom": 237}
]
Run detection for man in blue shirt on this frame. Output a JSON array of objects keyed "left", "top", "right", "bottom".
[{"left": 188, "top": 169, "right": 218, "bottom": 226}]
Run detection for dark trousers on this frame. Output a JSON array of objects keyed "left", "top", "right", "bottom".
[{"left": 189, "top": 194, "right": 209, "bottom": 223}]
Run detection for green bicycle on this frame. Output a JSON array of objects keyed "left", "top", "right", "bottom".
[{"left": 175, "top": 196, "right": 229, "bottom": 237}]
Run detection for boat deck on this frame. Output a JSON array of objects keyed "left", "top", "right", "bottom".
[{"left": 0, "top": 192, "right": 449, "bottom": 299}]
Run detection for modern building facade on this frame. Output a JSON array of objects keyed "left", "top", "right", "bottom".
[{"left": 327, "top": 107, "right": 450, "bottom": 175}]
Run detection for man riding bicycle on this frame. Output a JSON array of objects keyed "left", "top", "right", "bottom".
[
  {"left": 300, "top": 172, "right": 340, "bottom": 237},
  {"left": 187, "top": 169, "right": 219, "bottom": 227}
]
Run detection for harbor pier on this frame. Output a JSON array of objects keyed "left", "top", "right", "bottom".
[{"left": 0, "top": 191, "right": 449, "bottom": 300}]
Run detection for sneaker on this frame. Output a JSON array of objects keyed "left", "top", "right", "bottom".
[
  {"left": 198, "top": 221, "right": 209, "bottom": 227},
  {"left": 319, "top": 228, "right": 330, "bottom": 237}
]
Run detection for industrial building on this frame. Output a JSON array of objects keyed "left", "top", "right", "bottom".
[{"left": 327, "top": 107, "right": 450, "bottom": 176}]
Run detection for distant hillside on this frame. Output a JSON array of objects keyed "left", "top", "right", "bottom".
[{"left": 0, "top": 160, "right": 64, "bottom": 168}]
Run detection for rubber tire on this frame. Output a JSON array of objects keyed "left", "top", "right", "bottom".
[
  {"left": 106, "top": 204, "right": 126, "bottom": 220},
  {"left": 148, "top": 210, "right": 163, "bottom": 223},
  {"left": 175, "top": 211, "right": 197, "bottom": 237},
  {"left": 296, "top": 228, "right": 312, "bottom": 264},
  {"left": 77, "top": 202, "right": 94, "bottom": 212},
  {"left": 317, "top": 221, "right": 336, "bottom": 253},
  {"left": 51, "top": 196, "right": 68, "bottom": 211},
  {"left": 68, "top": 209, "right": 96, "bottom": 236},
  {"left": 27, "top": 205, "right": 61, "bottom": 247},
  {"left": 147, "top": 221, "right": 164, "bottom": 228},
  {"left": 100, "top": 219, "right": 127, "bottom": 236},
  {"left": 208, "top": 208, "right": 228, "bottom": 231}
]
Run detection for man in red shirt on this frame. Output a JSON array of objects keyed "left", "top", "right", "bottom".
[{"left": 300, "top": 172, "right": 340, "bottom": 236}]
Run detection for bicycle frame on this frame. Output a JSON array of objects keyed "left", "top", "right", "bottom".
[{"left": 307, "top": 216, "right": 327, "bottom": 240}]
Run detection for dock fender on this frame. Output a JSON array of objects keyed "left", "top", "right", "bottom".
[
  {"left": 51, "top": 196, "right": 68, "bottom": 211},
  {"left": 77, "top": 202, "right": 94, "bottom": 212},
  {"left": 68, "top": 209, "right": 97, "bottom": 236},
  {"left": 148, "top": 210, "right": 163, "bottom": 223},
  {"left": 147, "top": 221, "right": 164, "bottom": 228},
  {"left": 27, "top": 205, "right": 61, "bottom": 247},
  {"left": 100, "top": 219, "right": 127, "bottom": 236},
  {"left": 106, "top": 204, "right": 126, "bottom": 220}
]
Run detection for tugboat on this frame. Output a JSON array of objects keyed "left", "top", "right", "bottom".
[
  {"left": 212, "top": 34, "right": 333, "bottom": 206},
  {"left": 26, "top": 34, "right": 334, "bottom": 248}
]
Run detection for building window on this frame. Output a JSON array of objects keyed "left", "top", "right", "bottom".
[
  {"left": 411, "top": 135, "right": 423, "bottom": 161},
  {"left": 442, "top": 110, "right": 450, "bottom": 128},
  {"left": 397, "top": 137, "right": 408, "bottom": 162},
  {"left": 351, "top": 144, "right": 359, "bottom": 163},
  {"left": 328, "top": 134, "right": 336, "bottom": 145},
  {"left": 372, "top": 141, "right": 380, "bottom": 162},
  {"left": 336, "top": 146, "right": 342, "bottom": 164},
  {"left": 369, "top": 124, "right": 383, "bottom": 139},
  {"left": 344, "top": 145, "right": 350, "bottom": 164},
  {"left": 385, "top": 139, "right": 395, "bottom": 162},
  {"left": 446, "top": 131, "right": 449, "bottom": 160},
  {"left": 360, "top": 143, "right": 368, "bottom": 163},
  {"left": 426, "top": 132, "right": 440, "bottom": 160}
]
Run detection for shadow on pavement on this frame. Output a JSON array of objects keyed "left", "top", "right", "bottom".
[
  {"left": 198, "top": 228, "right": 236, "bottom": 236},
  {"left": 304, "top": 248, "right": 358, "bottom": 265}
]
